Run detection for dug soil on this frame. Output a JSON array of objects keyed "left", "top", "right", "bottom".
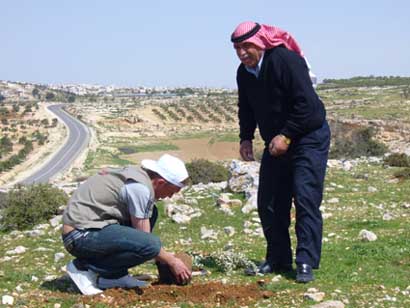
[{"left": 83, "top": 281, "right": 274, "bottom": 307}]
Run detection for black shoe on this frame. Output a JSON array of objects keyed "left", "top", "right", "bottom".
[
  {"left": 258, "top": 261, "right": 274, "bottom": 274},
  {"left": 244, "top": 261, "right": 292, "bottom": 276},
  {"left": 244, "top": 261, "right": 271, "bottom": 276},
  {"left": 296, "top": 263, "right": 314, "bottom": 283}
]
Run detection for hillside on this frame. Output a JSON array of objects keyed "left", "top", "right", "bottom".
[
  {"left": 1, "top": 78, "right": 410, "bottom": 183},
  {"left": 1, "top": 78, "right": 410, "bottom": 306}
]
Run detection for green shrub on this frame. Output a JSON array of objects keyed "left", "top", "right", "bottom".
[
  {"left": 0, "top": 191, "right": 7, "bottom": 209},
  {"left": 186, "top": 159, "right": 229, "bottom": 184},
  {"left": 384, "top": 153, "right": 410, "bottom": 167},
  {"left": 193, "top": 250, "right": 256, "bottom": 273},
  {"left": 393, "top": 167, "right": 410, "bottom": 180},
  {"left": 1, "top": 184, "right": 68, "bottom": 231},
  {"left": 330, "top": 127, "right": 387, "bottom": 159}
]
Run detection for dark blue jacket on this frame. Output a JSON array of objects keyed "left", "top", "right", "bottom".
[{"left": 236, "top": 46, "right": 326, "bottom": 145}]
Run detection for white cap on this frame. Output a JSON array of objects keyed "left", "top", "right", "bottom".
[{"left": 141, "top": 154, "right": 188, "bottom": 187}]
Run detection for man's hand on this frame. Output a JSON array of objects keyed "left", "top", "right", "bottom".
[
  {"left": 269, "top": 135, "right": 290, "bottom": 157},
  {"left": 156, "top": 249, "right": 192, "bottom": 285},
  {"left": 168, "top": 255, "right": 192, "bottom": 285},
  {"left": 240, "top": 140, "right": 255, "bottom": 161}
]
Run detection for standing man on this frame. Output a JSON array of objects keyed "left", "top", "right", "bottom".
[
  {"left": 62, "top": 154, "right": 192, "bottom": 295},
  {"left": 231, "top": 21, "right": 330, "bottom": 283}
]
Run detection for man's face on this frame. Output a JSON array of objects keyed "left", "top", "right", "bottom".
[
  {"left": 155, "top": 179, "right": 182, "bottom": 199},
  {"left": 234, "top": 42, "right": 263, "bottom": 68}
]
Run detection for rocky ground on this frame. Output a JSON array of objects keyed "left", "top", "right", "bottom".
[{"left": 1, "top": 158, "right": 410, "bottom": 307}]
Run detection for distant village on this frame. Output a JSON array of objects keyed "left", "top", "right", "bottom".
[{"left": 0, "top": 80, "right": 235, "bottom": 102}]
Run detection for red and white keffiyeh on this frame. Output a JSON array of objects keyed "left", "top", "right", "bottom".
[
  {"left": 231, "top": 21, "right": 304, "bottom": 57},
  {"left": 231, "top": 21, "right": 317, "bottom": 85}
]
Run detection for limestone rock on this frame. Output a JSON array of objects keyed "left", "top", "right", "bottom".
[
  {"left": 200, "top": 226, "right": 218, "bottom": 240},
  {"left": 49, "top": 215, "right": 62, "bottom": 227},
  {"left": 241, "top": 189, "right": 258, "bottom": 214},
  {"left": 24, "top": 229, "right": 45, "bottom": 237},
  {"left": 223, "top": 226, "right": 235, "bottom": 237},
  {"left": 382, "top": 212, "right": 393, "bottom": 221},
  {"left": 310, "top": 300, "right": 345, "bottom": 308},
  {"left": 171, "top": 213, "right": 191, "bottom": 224},
  {"left": 217, "top": 193, "right": 243, "bottom": 208},
  {"left": 165, "top": 203, "right": 201, "bottom": 223},
  {"left": 2, "top": 295, "right": 14, "bottom": 305},
  {"left": 54, "top": 252, "right": 65, "bottom": 263},
  {"left": 6, "top": 246, "right": 27, "bottom": 255},
  {"left": 228, "top": 160, "right": 259, "bottom": 193},
  {"left": 359, "top": 229, "right": 377, "bottom": 241},
  {"left": 304, "top": 290, "right": 325, "bottom": 302},
  {"left": 368, "top": 186, "right": 378, "bottom": 193}
]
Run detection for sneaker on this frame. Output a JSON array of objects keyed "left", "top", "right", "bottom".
[
  {"left": 66, "top": 261, "right": 103, "bottom": 295},
  {"left": 97, "top": 275, "right": 148, "bottom": 289}
]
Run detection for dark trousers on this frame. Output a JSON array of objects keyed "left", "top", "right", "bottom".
[
  {"left": 63, "top": 206, "right": 160, "bottom": 279},
  {"left": 258, "top": 122, "right": 330, "bottom": 268}
]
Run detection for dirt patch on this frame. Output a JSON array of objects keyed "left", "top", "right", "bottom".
[
  {"left": 123, "top": 138, "right": 241, "bottom": 163},
  {"left": 84, "top": 281, "right": 274, "bottom": 307}
]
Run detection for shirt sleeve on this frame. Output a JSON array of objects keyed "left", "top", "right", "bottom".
[
  {"left": 120, "top": 181, "right": 154, "bottom": 219},
  {"left": 237, "top": 68, "right": 257, "bottom": 143},
  {"left": 274, "top": 50, "right": 326, "bottom": 139}
]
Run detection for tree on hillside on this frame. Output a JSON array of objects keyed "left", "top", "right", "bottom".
[
  {"left": 0, "top": 94, "right": 5, "bottom": 102},
  {"left": 67, "top": 95, "right": 76, "bottom": 103},
  {"left": 45, "top": 92, "right": 55, "bottom": 101},
  {"left": 402, "top": 87, "right": 410, "bottom": 99},
  {"left": 32, "top": 88, "right": 40, "bottom": 98},
  {"left": 12, "top": 104, "right": 20, "bottom": 112},
  {"left": 0, "top": 106, "right": 9, "bottom": 117},
  {"left": 41, "top": 118, "right": 49, "bottom": 127},
  {"left": 18, "top": 136, "right": 27, "bottom": 144},
  {"left": 23, "top": 105, "right": 32, "bottom": 113},
  {"left": 0, "top": 136, "right": 13, "bottom": 153}
]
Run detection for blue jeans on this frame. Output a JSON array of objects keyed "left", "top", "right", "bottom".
[{"left": 63, "top": 219, "right": 161, "bottom": 279}]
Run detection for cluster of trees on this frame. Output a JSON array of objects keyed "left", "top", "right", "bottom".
[
  {"left": 0, "top": 136, "right": 13, "bottom": 158},
  {"left": 152, "top": 108, "right": 167, "bottom": 120},
  {"left": 0, "top": 106, "right": 9, "bottom": 117},
  {"left": 32, "top": 88, "right": 76, "bottom": 103},
  {"left": 0, "top": 130, "right": 48, "bottom": 173},
  {"left": 161, "top": 105, "right": 182, "bottom": 121},
  {"left": 0, "top": 138, "right": 34, "bottom": 173},
  {"left": 152, "top": 101, "right": 236, "bottom": 124},
  {"left": 319, "top": 76, "right": 410, "bottom": 89}
]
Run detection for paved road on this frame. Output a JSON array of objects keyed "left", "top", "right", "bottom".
[{"left": 21, "top": 104, "right": 90, "bottom": 184}]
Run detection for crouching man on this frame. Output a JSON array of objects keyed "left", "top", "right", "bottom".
[{"left": 62, "top": 154, "right": 192, "bottom": 295}]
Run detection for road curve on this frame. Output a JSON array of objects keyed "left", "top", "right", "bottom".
[{"left": 21, "top": 104, "right": 90, "bottom": 184}]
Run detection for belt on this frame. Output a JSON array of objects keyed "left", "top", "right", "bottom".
[{"left": 62, "top": 228, "right": 89, "bottom": 252}]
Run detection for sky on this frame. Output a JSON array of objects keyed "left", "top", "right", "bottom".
[{"left": 1, "top": 0, "right": 409, "bottom": 88}]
